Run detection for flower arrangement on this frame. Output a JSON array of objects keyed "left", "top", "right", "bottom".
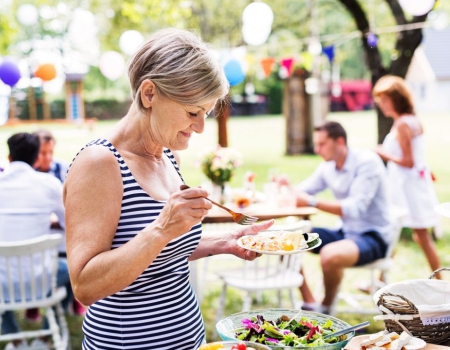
[{"left": 200, "top": 145, "right": 243, "bottom": 186}]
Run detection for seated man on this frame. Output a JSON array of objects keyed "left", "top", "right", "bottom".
[
  {"left": 0, "top": 133, "right": 71, "bottom": 346},
  {"left": 33, "top": 129, "right": 69, "bottom": 183},
  {"left": 294, "top": 121, "right": 392, "bottom": 314}
]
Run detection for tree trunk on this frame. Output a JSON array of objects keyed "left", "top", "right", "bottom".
[
  {"left": 216, "top": 97, "right": 230, "bottom": 147},
  {"left": 284, "top": 70, "right": 312, "bottom": 154},
  {"left": 337, "top": 0, "right": 428, "bottom": 143}
]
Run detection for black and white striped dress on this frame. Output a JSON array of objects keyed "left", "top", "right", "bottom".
[{"left": 77, "top": 139, "right": 204, "bottom": 349}]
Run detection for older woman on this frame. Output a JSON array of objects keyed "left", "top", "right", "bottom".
[
  {"left": 373, "top": 75, "right": 441, "bottom": 279},
  {"left": 64, "top": 28, "right": 273, "bottom": 349}
]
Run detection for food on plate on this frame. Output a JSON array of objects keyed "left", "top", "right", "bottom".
[
  {"left": 234, "top": 314, "right": 346, "bottom": 346},
  {"left": 360, "top": 330, "right": 424, "bottom": 350},
  {"left": 238, "top": 230, "right": 308, "bottom": 252},
  {"left": 198, "top": 343, "right": 257, "bottom": 350}
]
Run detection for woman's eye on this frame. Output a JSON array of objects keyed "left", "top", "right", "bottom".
[{"left": 188, "top": 112, "right": 197, "bottom": 117}]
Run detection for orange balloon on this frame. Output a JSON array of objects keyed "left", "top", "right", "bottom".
[{"left": 35, "top": 63, "right": 57, "bottom": 81}]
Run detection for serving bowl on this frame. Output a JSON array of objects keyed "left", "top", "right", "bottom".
[{"left": 216, "top": 308, "right": 354, "bottom": 350}]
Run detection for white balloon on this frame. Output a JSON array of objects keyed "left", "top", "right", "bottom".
[
  {"left": 242, "top": 2, "right": 274, "bottom": 26},
  {"left": 399, "top": 0, "right": 435, "bottom": 16},
  {"left": 99, "top": 51, "right": 125, "bottom": 81},
  {"left": 308, "top": 39, "right": 322, "bottom": 56},
  {"left": 17, "top": 4, "right": 39, "bottom": 26},
  {"left": 119, "top": 30, "right": 145, "bottom": 56},
  {"left": 305, "top": 77, "right": 319, "bottom": 95},
  {"left": 242, "top": 23, "right": 271, "bottom": 46}
]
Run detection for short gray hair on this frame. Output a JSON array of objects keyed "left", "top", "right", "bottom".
[{"left": 128, "top": 28, "right": 229, "bottom": 113}]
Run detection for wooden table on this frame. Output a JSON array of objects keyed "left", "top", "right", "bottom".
[
  {"left": 344, "top": 335, "right": 449, "bottom": 350},
  {"left": 202, "top": 205, "right": 317, "bottom": 223}
]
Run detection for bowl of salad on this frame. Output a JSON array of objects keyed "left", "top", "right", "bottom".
[
  {"left": 199, "top": 341, "right": 271, "bottom": 350},
  {"left": 215, "top": 308, "right": 354, "bottom": 349}
]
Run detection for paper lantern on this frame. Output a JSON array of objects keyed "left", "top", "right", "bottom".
[
  {"left": 119, "top": 30, "right": 144, "bottom": 55},
  {"left": 260, "top": 57, "right": 275, "bottom": 78},
  {"left": 35, "top": 63, "right": 57, "bottom": 81},
  {"left": 223, "top": 59, "right": 245, "bottom": 86},
  {"left": 99, "top": 51, "right": 125, "bottom": 81},
  {"left": 0, "top": 60, "right": 21, "bottom": 87},
  {"left": 399, "top": 0, "right": 435, "bottom": 16}
]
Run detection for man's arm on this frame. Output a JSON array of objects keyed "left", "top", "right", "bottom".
[{"left": 295, "top": 163, "right": 343, "bottom": 214}]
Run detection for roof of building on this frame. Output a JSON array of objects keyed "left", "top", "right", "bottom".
[{"left": 422, "top": 28, "right": 450, "bottom": 80}]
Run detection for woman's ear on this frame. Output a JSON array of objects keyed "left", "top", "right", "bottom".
[{"left": 140, "top": 79, "right": 155, "bottom": 109}]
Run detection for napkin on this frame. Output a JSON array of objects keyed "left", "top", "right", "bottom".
[{"left": 374, "top": 279, "right": 450, "bottom": 325}]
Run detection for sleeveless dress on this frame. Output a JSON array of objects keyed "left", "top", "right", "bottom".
[
  {"left": 74, "top": 139, "right": 205, "bottom": 349},
  {"left": 382, "top": 116, "right": 439, "bottom": 228}
]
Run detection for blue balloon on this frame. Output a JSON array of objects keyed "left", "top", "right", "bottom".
[
  {"left": 223, "top": 59, "right": 245, "bottom": 86},
  {"left": 0, "top": 60, "right": 21, "bottom": 87}
]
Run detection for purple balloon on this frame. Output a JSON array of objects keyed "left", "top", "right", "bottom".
[
  {"left": 367, "top": 32, "right": 378, "bottom": 48},
  {"left": 0, "top": 60, "right": 21, "bottom": 87}
]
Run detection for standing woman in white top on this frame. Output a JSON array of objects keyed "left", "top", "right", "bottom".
[{"left": 373, "top": 75, "right": 442, "bottom": 279}]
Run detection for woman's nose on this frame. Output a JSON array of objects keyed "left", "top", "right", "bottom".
[{"left": 191, "top": 117, "right": 205, "bottom": 133}]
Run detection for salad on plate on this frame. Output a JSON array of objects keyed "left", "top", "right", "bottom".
[{"left": 234, "top": 314, "right": 347, "bottom": 346}]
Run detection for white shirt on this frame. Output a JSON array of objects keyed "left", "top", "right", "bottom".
[
  {"left": 299, "top": 148, "right": 392, "bottom": 243},
  {"left": 0, "top": 161, "right": 65, "bottom": 242}
]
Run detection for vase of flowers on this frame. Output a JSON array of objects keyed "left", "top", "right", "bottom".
[{"left": 199, "top": 145, "right": 243, "bottom": 203}]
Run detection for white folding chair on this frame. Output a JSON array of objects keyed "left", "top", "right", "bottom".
[
  {"left": 331, "top": 206, "right": 408, "bottom": 315},
  {"left": 213, "top": 220, "right": 312, "bottom": 326},
  {"left": 0, "top": 234, "right": 69, "bottom": 349}
]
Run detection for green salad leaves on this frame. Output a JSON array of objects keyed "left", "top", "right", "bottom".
[{"left": 235, "top": 315, "right": 346, "bottom": 347}]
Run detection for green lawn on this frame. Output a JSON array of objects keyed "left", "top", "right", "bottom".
[{"left": 1, "top": 111, "right": 449, "bottom": 348}]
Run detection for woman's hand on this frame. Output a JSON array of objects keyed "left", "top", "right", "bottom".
[
  {"left": 375, "top": 144, "right": 390, "bottom": 161},
  {"left": 152, "top": 186, "right": 212, "bottom": 240},
  {"left": 226, "top": 220, "right": 275, "bottom": 261}
]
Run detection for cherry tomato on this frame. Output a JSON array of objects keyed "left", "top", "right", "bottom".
[{"left": 230, "top": 344, "right": 247, "bottom": 350}]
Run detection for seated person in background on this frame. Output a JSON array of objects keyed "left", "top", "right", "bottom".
[
  {"left": 33, "top": 129, "right": 69, "bottom": 183},
  {"left": 294, "top": 121, "right": 392, "bottom": 314},
  {"left": 31, "top": 128, "right": 85, "bottom": 318},
  {"left": 0, "top": 133, "right": 71, "bottom": 343}
]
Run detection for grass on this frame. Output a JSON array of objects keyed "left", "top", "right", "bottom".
[{"left": 1, "top": 110, "right": 449, "bottom": 348}]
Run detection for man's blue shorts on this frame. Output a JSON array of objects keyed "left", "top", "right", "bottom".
[{"left": 311, "top": 227, "right": 388, "bottom": 266}]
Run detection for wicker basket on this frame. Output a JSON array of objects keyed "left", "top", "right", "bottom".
[{"left": 374, "top": 268, "right": 450, "bottom": 345}]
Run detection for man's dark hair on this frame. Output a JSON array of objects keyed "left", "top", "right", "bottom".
[
  {"left": 314, "top": 121, "right": 347, "bottom": 145},
  {"left": 7, "top": 133, "right": 40, "bottom": 166}
]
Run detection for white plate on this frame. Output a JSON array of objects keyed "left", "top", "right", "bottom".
[
  {"left": 435, "top": 202, "right": 450, "bottom": 218},
  {"left": 237, "top": 232, "right": 322, "bottom": 255},
  {"left": 404, "top": 337, "right": 426, "bottom": 350}
]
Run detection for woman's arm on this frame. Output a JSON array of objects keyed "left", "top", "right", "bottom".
[
  {"left": 64, "top": 147, "right": 211, "bottom": 305},
  {"left": 376, "top": 121, "right": 414, "bottom": 168},
  {"left": 189, "top": 220, "right": 274, "bottom": 261}
]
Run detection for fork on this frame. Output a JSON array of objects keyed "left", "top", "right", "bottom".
[{"left": 180, "top": 185, "right": 259, "bottom": 225}]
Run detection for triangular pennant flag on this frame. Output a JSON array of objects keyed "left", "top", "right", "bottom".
[
  {"left": 280, "top": 57, "right": 294, "bottom": 77},
  {"left": 260, "top": 57, "right": 275, "bottom": 78},
  {"left": 323, "top": 45, "right": 335, "bottom": 63},
  {"left": 300, "top": 52, "right": 313, "bottom": 72}
]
